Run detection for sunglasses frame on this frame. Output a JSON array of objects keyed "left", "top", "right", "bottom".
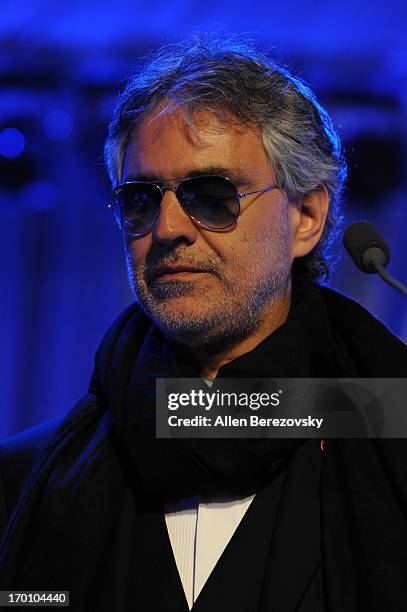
[{"left": 108, "top": 174, "right": 276, "bottom": 237}]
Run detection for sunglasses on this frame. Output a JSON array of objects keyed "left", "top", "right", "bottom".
[{"left": 109, "top": 174, "right": 276, "bottom": 237}]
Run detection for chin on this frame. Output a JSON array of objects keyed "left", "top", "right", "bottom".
[
  {"left": 153, "top": 302, "right": 211, "bottom": 328},
  {"left": 144, "top": 301, "right": 218, "bottom": 337}
]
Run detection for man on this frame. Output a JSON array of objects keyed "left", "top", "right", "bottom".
[{"left": 1, "top": 35, "right": 407, "bottom": 612}]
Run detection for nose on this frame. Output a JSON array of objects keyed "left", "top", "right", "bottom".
[{"left": 151, "top": 188, "right": 198, "bottom": 246}]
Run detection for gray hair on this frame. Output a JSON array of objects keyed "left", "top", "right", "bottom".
[{"left": 104, "top": 33, "right": 347, "bottom": 283}]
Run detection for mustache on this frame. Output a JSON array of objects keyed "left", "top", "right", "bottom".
[{"left": 142, "top": 248, "right": 222, "bottom": 282}]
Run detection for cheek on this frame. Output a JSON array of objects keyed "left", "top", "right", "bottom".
[
  {"left": 209, "top": 231, "right": 270, "bottom": 277},
  {"left": 238, "top": 211, "right": 288, "bottom": 258},
  {"left": 234, "top": 214, "right": 290, "bottom": 274},
  {"left": 124, "top": 235, "right": 151, "bottom": 266}
]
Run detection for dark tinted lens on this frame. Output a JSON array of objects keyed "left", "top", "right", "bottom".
[
  {"left": 112, "top": 183, "right": 162, "bottom": 235},
  {"left": 177, "top": 176, "right": 239, "bottom": 229}
]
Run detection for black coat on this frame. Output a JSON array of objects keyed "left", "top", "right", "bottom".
[{"left": 1, "top": 284, "right": 407, "bottom": 612}]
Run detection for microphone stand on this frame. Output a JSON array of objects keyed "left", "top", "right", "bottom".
[{"left": 371, "top": 259, "right": 407, "bottom": 298}]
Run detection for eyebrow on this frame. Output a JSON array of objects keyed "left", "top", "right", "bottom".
[{"left": 125, "top": 166, "right": 258, "bottom": 189}]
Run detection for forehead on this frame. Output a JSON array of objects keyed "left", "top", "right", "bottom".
[{"left": 122, "top": 108, "right": 272, "bottom": 182}]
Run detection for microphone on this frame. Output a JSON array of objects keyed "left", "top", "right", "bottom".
[{"left": 343, "top": 221, "right": 407, "bottom": 298}]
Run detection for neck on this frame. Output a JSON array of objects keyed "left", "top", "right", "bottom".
[{"left": 168, "top": 286, "right": 292, "bottom": 380}]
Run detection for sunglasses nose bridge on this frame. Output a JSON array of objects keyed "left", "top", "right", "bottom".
[
  {"left": 158, "top": 183, "right": 185, "bottom": 212},
  {"left": 150, "top": 185, "right": 198, "bottom": 242},
  {"left": 159, "top": 183, "right": 191, "bottom": 213}
]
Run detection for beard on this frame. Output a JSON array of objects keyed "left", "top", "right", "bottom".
[{"left": 124, "top": 221, "right": 291, "bottom": 352}]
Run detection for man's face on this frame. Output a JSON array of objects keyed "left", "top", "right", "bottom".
[{"left": 121, "top": 109, "right": 295, "bottom": 348}]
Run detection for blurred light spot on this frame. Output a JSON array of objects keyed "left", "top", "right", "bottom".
[
  {"left": 0, "top": 128, "right": 25, "bottom": 158},
  {"left": 43, "top": 110, "right": 73, "bottom": 140},
  {"left": 22, "top": 180, "right": 58, "bottom": 211}
]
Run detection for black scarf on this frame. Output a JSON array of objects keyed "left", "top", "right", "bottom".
[{"left": 1, "top": 282, "right": 407, "bottom": 611}]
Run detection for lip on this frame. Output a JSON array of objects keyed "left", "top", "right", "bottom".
[{"left": 153, "top": 264, "right": 207, "bottom": 278}]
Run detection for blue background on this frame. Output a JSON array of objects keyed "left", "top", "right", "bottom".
[{"left": 1, "top": 0, "right": 407, "bottom": 439}]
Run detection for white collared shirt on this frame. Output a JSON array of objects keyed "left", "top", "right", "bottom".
[{"left": 164, "top": 493, "right": 255, "bottom": 609}]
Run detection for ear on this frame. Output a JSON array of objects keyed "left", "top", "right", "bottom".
[{"left": 291, "top": 185, "right": 329, "bottom": 259}]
